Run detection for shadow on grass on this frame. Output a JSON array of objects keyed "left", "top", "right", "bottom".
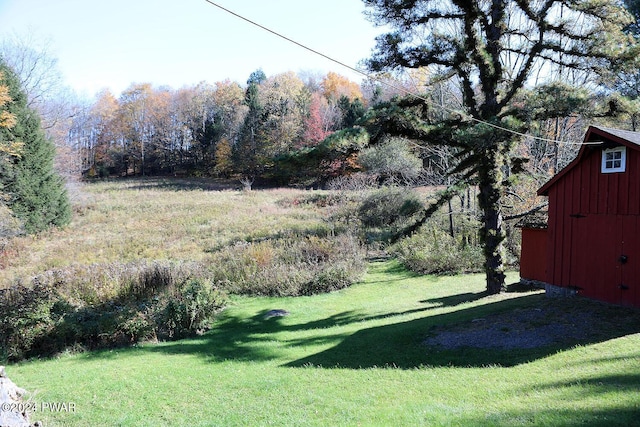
[
  {"left": 287, "top": 295, "right": 640, "bottom": 369},
  {"left": 420, "top": 291, "right": 487, "bottom": 307},
  {"left": 464, "top": 404, "right": 640, "bottom": 427},
  {"left": 134, "top": 306, "right": 433, "bottom": 364},
  {"left": 131, "top": 289, "right": 640, "bottom": 369},
  {"left": 475, "top": 372, "right": 640, "bottom": 426},
  {"left": 97, "top": 177, "right": 240, "bottom": 192},
  {"left": 364, "top": 261, "right": 431, "bottom": 285}
]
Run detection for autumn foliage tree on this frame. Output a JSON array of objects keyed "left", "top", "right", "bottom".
[
  {"left": 322, "top": 72, "right": 363, "bottom": 102},
  {"left": 0, "top": 72, "right": 19, "bottom": 158},
  {"left": 302, "top": 92, "right": 331, "bottom": 147},
  {"left": 63, "top": 67, "right": 366, "bottom": 184}
]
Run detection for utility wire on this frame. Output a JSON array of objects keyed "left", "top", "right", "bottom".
[{"left": 203, "top": 0, "right": 601, "bottom": 146}]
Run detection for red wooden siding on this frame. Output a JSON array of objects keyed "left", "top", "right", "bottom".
[
  {"left": 546, "top": 147, "right": 640, "bottom": 217},
  {"left": 520, "top": 228, "right": 547, "bottom": 282},
  {"left": 621, "top": 216, "right": 640, "bottom": 306},
  {"left": 544, "top": 145, "right": 640, "bottom": 306}
]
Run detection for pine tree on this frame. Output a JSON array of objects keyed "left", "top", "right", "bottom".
[
  {"left": 364, "top": 0, "right": 636, "bottom": 294},
  {"left": 0, "top": 61, "right": 70, "bottom": 234},
  {"left": 233, "top": 70, "right": 266, "bottom": 178}
]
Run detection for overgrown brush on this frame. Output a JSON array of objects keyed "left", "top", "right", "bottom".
[
  {"left": 0, "top": 233, "right": 367, "bottom": 360},
  {"left": 357, "top": 187, "right": 423, "bottom": 228},
  {"left": 0, "top": 180, "right": 376, "bottom": 361},
  {"left": 210, "top": 233, "right": 366, "bottom": 296},
  {"left": 0, "top": 262, "right": 226, "bottom": 362},
  {"left": 392, "top": 226, "right": 484, "bottom": 275}
]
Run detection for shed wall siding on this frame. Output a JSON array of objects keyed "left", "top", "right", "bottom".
[
  {"left": 545, "top": 147, "right": 640, "bottom": 306},
  {"left": 519, "top": 228, "right": 547, "bottom": 283},
  {"left": 547, "top": 148, "right": 640, "bottom": 217},
  {"left": 622, "top": 216, "right": 640, "bottom": 306}
]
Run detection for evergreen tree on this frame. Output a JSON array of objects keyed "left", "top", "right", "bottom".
[
  {"left": 233, "top": 70, "right": 267, "bottom": 178},
  {"left": 364, "top": 0, "right": 636, "bottom": 294},
  {"left": 606, "top": 1, "right": 640, "bottom": 130},
  {"left": 0, "top": 61, "right": 70, "bottom": 234},
  {"left": 338, "top": 96, "right": 366, "bottom": 128},
  {"left": 623, "top": 0, "right": 640, "bottom": 35}
]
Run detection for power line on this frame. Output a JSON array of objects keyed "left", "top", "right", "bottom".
[{"left": 202, "top": 0, "right": 600, "bottom": 147}]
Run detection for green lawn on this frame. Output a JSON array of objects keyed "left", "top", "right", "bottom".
[{"left": 8, "top": 261, "right": 640, "bottom": 426}]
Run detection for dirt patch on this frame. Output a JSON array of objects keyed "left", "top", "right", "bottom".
[{"left": 424, "top": 297, "right": 640, "bottom": 350}]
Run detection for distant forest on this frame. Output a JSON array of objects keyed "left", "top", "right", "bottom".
[{"left": 69, "top": 70, "right": 375, "bottom": 184}]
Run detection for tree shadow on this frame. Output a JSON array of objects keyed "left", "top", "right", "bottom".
[
  {"left": 137, "top": 291, "right": 640, "bottom": 370},
  {"left": 138, "top": 305, "right": 434, "bottom": 363},
  {"left": 364, "top": 261, "right": 435, "bottom": 285},
  {"left": 420, "top": 291, "right": 487, "bottom": 307},
  {"left": 285, "top": 294, "right": 640, "bottom": 369},
  {"left": 476, "top": 372, "right": 640, "bottom": 426},
  {"left": 462, "top": 405, "right": 640, "bottom": 427},
  {"left": 506, "top": 281, "right": 541, "bottom": 293},
  {"left": 96, "top": 177, "right": 240, "bottom": 192},
  {"left": 420, "top": 281, "right": 537, "bottom": 307}
]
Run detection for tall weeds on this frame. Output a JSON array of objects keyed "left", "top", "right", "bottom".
[
  {"left": 0, "top": 179, "right": 368, "bottom": 361},
  {"left": 210, "top": 234, "right": 366, "bottom": 296},
  {"left": 0, "top": 261, "right": 226, "bottom": 361}
]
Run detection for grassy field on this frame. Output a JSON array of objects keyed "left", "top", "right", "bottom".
[
  {"left": 1, "top": 179, "right": 333, "bottom": 282},
  {"left": 3, "top": 179, "right": 640, "bottom": 426},
  {"left": 7, "top": 262, "right": 640, "bottom": 426}
]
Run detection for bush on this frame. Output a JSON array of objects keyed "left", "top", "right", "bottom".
[
  {"left": 210, "top": 234, "right": 366, "bottom": 296},
  {"left": 358, "top": 187, "right": 423, "bottom": 228},
  {"left": 158, "top": 279, "right": 226, "bottom": 339},
  {"left": 0, "top": 282, "right": 58, "bottom": 361},
  {"left": 392, "top": 226, "right": 484, "bottom": 275},
  {"left": 358, "top": 138, "right": 423, "bottom": 184},
  {"left": 326, "top": 173, "right": 378, "bottom": 191},
  {"left": 0, "top": 264, "right": 227, "bottom": 362}
]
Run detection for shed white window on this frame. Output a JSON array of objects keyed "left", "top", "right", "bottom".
[{"left": 601, "top": 147, "right": 626, "bottom": 173}]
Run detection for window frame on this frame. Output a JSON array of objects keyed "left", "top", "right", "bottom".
[{"left": 601, "top": 146, "right": 627, "bottom": 174}]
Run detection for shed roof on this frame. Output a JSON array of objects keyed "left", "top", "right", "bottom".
[
  {"left": 537, "top": 126, "right": 640, "bottom": 196},
  {"left": 515, "top": 209, "right": 548, "bottom": 229}
]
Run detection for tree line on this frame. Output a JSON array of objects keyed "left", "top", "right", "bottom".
[{"left": 68, "top": 70, "right": 370, "bottom": 182}]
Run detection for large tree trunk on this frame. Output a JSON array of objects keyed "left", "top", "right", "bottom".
[{"left": 478, "top": 149, "right": 507, "bottom": 294}]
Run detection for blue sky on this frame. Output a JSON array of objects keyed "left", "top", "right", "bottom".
[{"left": 0, "top": 0, "right": 384, "bottom": 97}]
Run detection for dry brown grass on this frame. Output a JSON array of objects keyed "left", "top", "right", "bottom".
[
  {"left": 0, "top": 178, "right": 341, "bottom": 288},
  {"left": 0, "top": 178, "right": 368, "bottom": 360}
]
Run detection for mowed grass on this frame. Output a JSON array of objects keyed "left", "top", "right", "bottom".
[
  {"left": 3, "top": 178, "right": 640, "bottom": 426},
  {"left": 7, "top": 262, "right": 640, "bottom": 426}
]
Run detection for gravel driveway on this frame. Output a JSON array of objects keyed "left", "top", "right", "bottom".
[{"left": 424, "top": 297, "right": 640, "bottom": 350}]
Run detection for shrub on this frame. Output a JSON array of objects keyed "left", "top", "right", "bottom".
[
  {"left": 358, "top": 138, "right": 423, "bottom": 184},
  {"left": 326, "top": 173, "right": 378, "bottom": 191},
  {"left": 210, "top": 234, "right": 366, "bottom": 296},
  {"left": 358, "top": 187, "right": 423, "bottom": 228},
  {"left": 0, "top": 282, "right": 58, "bottom": 361},
  {"left": 158, "top": 279, "right": 226, "bottom": 339},
  {"left": 0, "top": 263, "right": 227, "bottom": 362},
  {"left": 392, "top": 226, "right": 484, "bottom": 275}
]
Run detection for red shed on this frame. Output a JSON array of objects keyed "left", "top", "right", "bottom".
[
  {"left": 522, "top": 125, "right": 640, "bottom": 307},
  {"left": 519, "top": 219, "right": 548, "bottom": 284}
]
